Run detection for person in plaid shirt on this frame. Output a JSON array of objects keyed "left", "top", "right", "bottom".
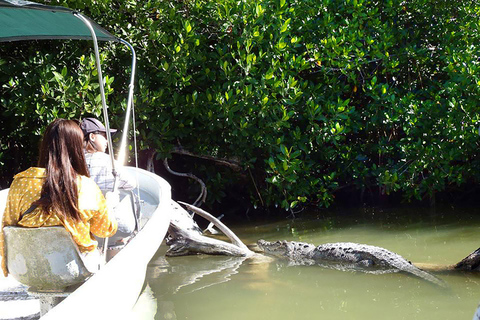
[{"left": 81, "top": 117, "right": 137, "bottom": 243}]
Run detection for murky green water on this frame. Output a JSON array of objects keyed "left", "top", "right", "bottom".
[{"left": 138, "top": 206, "right": 480, "bottom": 320}]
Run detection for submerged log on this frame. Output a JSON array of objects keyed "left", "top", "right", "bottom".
[
  {"left": 178, "top": 202, "right": 250, "bottom": 252},
  {"left": 413, "top": 247, "right": 480, "bottom": 273},
  {"left": 412, "top": 263, "right": 456, "bottom": 273},
  {"left": 166, "top": 202, "right": 254, "bottom": 257},
  {"left": 454, "top": 247, "right": 480, "bottom": 271}
]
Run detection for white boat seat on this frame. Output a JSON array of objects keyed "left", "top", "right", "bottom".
[
  {"left": 3, "top": 226, "right": 94, "bottom": 292},
  {"left": 97, "top": 189, "right": 140, "bottom": 249},
  {"left": 112, "top": 189, "right": 140, "bottom": 237}
]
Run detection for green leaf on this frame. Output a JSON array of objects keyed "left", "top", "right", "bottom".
[
  {"left": 265, "top": 69, "right": 274, "bottom": 80},
  {"left": 291, "top": 150, "right": 301, "bottom": 158},
  {"left": 280, "top": 18, "right": 291, "bottom": 33},
  {"left": 268, "top": 157, "right": 276, "bottom": 169},
  {"left": 52, "top": 71, "right": 63, "bottom": 82},
  {"left": 255, "top": 4, "right": 264, "bottom": 17},
  {"left": 184, "top": 21, "right": 192, "bottom": 33}
]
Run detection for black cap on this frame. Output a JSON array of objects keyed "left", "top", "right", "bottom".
[{"left": 80, "top": 118, "right": 117, "bottom": 136}]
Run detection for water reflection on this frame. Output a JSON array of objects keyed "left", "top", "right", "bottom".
[
  {"left": 148, "top": 255, "right": 248, "bottom": 294},
  {"left": 143, "top": 254, "right": 262, "bottom": 320}
]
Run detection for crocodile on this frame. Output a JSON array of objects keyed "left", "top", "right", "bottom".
[{"left": 257, "top": 239, "right": 447, "bottom": 287}]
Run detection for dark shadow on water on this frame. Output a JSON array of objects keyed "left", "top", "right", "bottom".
[{"left": 232, "top": 203, "right": 480, "bottom": 234}]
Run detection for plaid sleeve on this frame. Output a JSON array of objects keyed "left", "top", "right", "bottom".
[
  {"left": 85, "top": 153, "right": 115, "bottom": 192},
  {"left": 85, "top": 152, "right": 136, "bottom": 192}
]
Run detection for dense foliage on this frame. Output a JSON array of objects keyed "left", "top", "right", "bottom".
[{"left": 1, "top": 0, "right": 480, "bottom": 212}]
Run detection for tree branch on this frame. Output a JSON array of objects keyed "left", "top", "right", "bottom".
[
  {"left": 171, "top": 147, "right": 242, "bottom": 171},
  {"left": 178, "top": 202, "right": 251, "bottom": 252},
  {"left": 166, "top": 201, "right": 254, "bottom": 257},
  {"left": 163, "top": 158, "right": 207, "bottom": 207}
]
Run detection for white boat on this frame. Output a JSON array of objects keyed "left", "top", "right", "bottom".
[
  {"left": 1, "top": 167, "right": 172, "bottom": 319},
  {"left": 44, "top": 167, "right": 172, "bottom": 319},
  {"left": 474, "top": 303, "right": 480, "bottom": 320},
  {"left": 0, "top": 1, "right": 173, "bottom": 318}
]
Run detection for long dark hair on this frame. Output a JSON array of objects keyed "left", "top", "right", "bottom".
[{"left": 36, "top": 119, "right": 90, "bottom": 221}]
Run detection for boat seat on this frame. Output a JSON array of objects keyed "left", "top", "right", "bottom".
[{"left": 3, "top": 226, "right": 95, "bottom": 292}]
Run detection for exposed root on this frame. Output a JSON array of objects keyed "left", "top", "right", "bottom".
[
  {"left": 178, "top": 202, "right": 250, "bottom": 252},
  {"left": 166, "top": 201, "right": 253, "bottom": 257},
  {"left": 163, "top": 158, "right": 207, "bottom": 207}
]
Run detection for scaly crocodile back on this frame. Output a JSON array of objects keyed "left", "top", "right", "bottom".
[
  {"left": 257, "top": 240, "right": 446, "bottom": 287},
  {"left": 311, "top": 242, "right": 446, "bottom": 287}
]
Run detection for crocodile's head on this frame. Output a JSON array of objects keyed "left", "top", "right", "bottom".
[{"left": 257, "top": 239, "right": 294, "bottom": 257}]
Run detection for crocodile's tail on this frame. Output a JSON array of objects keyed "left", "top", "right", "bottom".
[{"left": 403, "top": 265, "right": 448, "bottom": 288}]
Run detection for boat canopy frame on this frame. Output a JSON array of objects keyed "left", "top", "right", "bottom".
[{"left": 0, "top": 0, "right": 137, "bottom": 178}]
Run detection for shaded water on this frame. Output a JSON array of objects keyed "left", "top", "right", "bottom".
[{"left": 138, "top": 206, "right": 480, "bottom": 320}]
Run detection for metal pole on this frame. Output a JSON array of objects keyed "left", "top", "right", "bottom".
[
  {"left": 74, "top": 13, "right": 117, "bottom": 179},
  {"left": 116, "top": 39, "right": 136, "bottom": 166},
  {"left": 74, "top": 12, "right": 115, "bottom": 261},
  {"left": 117, "top": 39, "right": 141, "bottom": 200}
]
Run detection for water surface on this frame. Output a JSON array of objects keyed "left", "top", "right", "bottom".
[{"left": 138, "top": 206, "right": 480, "bottom": 320}]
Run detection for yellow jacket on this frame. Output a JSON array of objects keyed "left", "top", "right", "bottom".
[{"left": 1, "top": 167, "right": 117, "bottom": 276}]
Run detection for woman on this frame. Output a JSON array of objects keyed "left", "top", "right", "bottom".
[{"left": 0, "top": 119, "right": 118, "bottom": 277}]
